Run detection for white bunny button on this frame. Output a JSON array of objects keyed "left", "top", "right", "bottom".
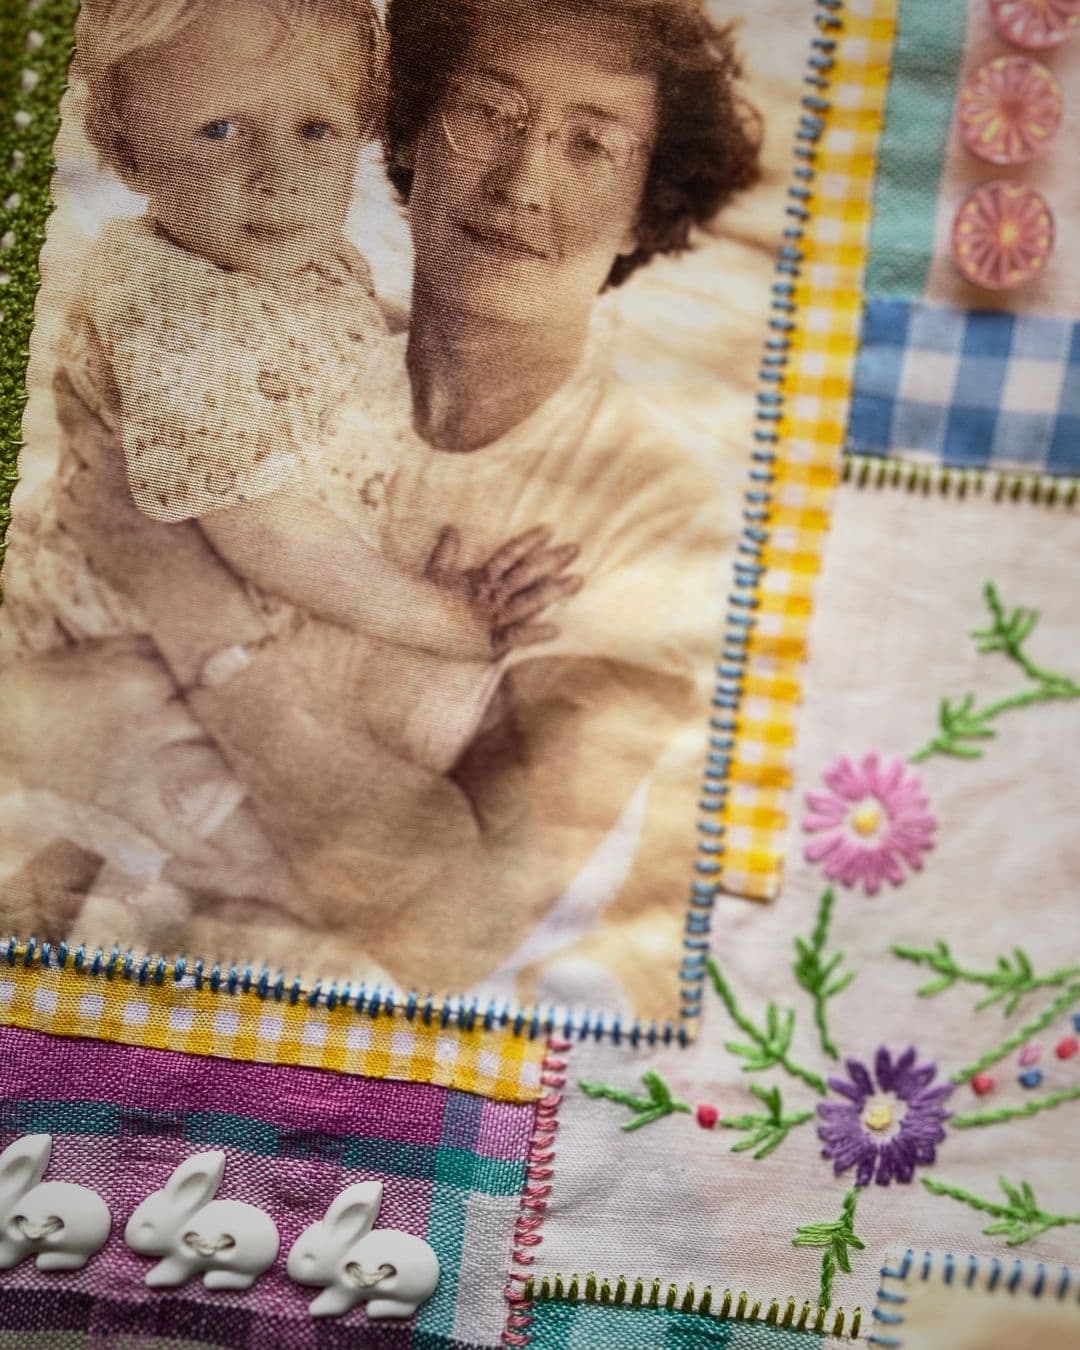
[
  {"left": 287, "top": 1180, "right": 440, "bottom": 1319},
  {"left": 0, "top": 1134, "right": 111, "bottom": 1272},
  {"left": 124, "top": 1150, "right": 279, "bottom": 1290}
]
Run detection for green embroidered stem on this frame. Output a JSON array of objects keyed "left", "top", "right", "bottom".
[
  {"left": 893, "top": 939, "right": 1080, "bottom": 1016},
  {"left": 910, "top": 583, "right": 1080, "bottom": 765},
  {"left": 719, "top": 1083, "right": 814, "bottom": 1159},
  {"left": 792, "top": 1189, "right": 863, "bottom": 1309},
  {"left": 579, "top": 1070, "right": 692, "bottom": 1132},
  {"left": 793, "top": 889, "right": 854, "bottom": 1059},
  {"left": 952, "top": 1081, "right": 1080, "bottom": 1129},
  {"left": 706, "top": 959, "right": 827, "bottom": 1095},
  {"left": 950, "top": 984, "right": 1080, "bottom": 1083},
  {"left": 923, "top": 1176, "right": 1080, "bottom": 1246}
]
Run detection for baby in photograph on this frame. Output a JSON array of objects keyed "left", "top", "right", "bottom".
[{"left": 0, "top": 0, "right": 579, "bottom": 943}]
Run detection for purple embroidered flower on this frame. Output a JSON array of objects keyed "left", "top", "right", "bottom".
[
  {"left": 802, "top": 752, "right": 936, "bottom": 895},
  {"left": 818, "top": 1046, "right": 953, "bottom": 1187}
]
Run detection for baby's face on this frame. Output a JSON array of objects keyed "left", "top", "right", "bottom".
[{"left": 120, "top": 1, "right": 371, "bottom": 279}]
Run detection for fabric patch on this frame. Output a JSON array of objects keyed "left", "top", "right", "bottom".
[
  {"left": 525, "top": 1296, "right": 833, "bottom": 1349},
  {"left": 847, "top": 298, "right": 1080, "bottom": 475},
  {"left": 0, "top": 948, "right": 544, "bottom": 1101},
  {"left": 711, "top": 0, "right": 899, "bottom": 910},
  {"left": 862, "top": 0, "right": 969, "bottom": 298},
  {"left": 0, "top": 1023, "right": 534, "bottom": 1347},
  {"left": 868, "top": 1249, "right": 1080, "bottom": 1349}
]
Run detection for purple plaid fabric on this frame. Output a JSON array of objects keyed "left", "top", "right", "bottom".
[{"left": 0, "top": 1026, "right": 535, "bottom": 1347}]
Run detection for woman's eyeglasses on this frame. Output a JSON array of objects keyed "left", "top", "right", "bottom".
[{"left": 440, "top": 78, "right": 648, "bottom": 178}]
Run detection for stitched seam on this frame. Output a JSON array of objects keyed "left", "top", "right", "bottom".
[
  {"left": 867, "top": 1249, "right": 1080, "bottom": 1348},
  {"left": 681, "top": 0, "right": 853, "bottom": 1017},
  {"left": 844, "top": 453, "right": 1080, "bottom": 504},
  {"left": 523, "top": 1273, "right": 861, "bottom": 1339},
  {"left": 501, "top": 1035, "right": 570, "bottom": 1347}
]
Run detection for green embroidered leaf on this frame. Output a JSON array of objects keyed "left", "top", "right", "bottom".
[
  {"left": 923, "top": 1175, "right": 1080, "bottom": 1248},
  {"left": 911, "top": 583, "right": 1080, "bottom": 765},
  {"left": 792, "top": 1190, "right": 864, "bottom": 1307},
  {"left": 719, "top": 1083, "right": 813, "bottom": 1160},
  {"left": 707, "top": 959, "right": 827, "bottom": 1095},
  {"left": 793, "top": 889, "right": 854, "bottom": 1059},
  {"left": 894, "top": 939, "right": 1080, "bottom": 1015},
  {"left": 580, "top": 1070, "right": 692, "bottom": 1132}
]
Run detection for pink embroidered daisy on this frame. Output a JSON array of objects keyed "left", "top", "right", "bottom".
[{"left": 802, "top": 753, "right": 936, "bottom": 895}]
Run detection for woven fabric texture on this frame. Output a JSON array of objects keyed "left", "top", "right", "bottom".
[
  {"left": 0, "top": 957, "right": 545, "bottom": 1102},
  {"left": 848, "top": 299, "right": 1080, "bottom": 475},
  {"left": 0, "top": 1024, "right": 535, "bottom": 1347},
  {"left": 526, "top": 1299, "right": 828, "bottom": 1349}
]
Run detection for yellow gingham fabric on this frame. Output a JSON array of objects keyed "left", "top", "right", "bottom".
[
  {"left": 0, "top": 952, "right": 545, "bottom": 1102},
  {"left": 718, "top": 0, "right": 899, "bottom": 900}
]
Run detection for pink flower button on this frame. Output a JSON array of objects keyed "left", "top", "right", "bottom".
[
  {"left": 988, "top": 0, "right": 1080, "bottom": 50},
  {"left": 951, "top": 181, "right": 1055, "bottom": 290},
  {"left": 958, "top": 56, "right": 1062, "bottom": 164}
]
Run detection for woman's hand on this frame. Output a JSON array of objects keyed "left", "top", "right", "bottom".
[{"left": 425, "top": 525, "right": 582, "bottom": 658}]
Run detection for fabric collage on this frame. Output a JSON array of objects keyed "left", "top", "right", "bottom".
[{"left": 0, "top": 0, "right": 1078, "bottom": 1346}]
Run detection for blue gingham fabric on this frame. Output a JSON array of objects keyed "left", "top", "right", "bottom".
[{"left": 846, "top": 298, "right": 1080, "bottom": 476}]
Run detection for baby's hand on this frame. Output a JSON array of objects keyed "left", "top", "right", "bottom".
[{"left": 425, "top": 525, "right": 583, "bottom": 658}]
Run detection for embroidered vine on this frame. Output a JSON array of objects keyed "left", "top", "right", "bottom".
[
  {"left": 793, "top": 888, "right": 854, "bottom": 1059},
  {"left": 949, "top": 985, "right": 1080, "bottom": 1084},
  {"left": 711, "top": 1084, "right": 814, "bottom": 1159},
  {"left": 579, "top": 1070, "right": 691, "bottom": 1132},
  {"left": 910, "top": 583, "right": 1080, "bottom": 765},
  {"left": 922, "top": 1177, "right": 1080, "bottom": 1246},
  {"left": 951, "top": 1081, "right": 1080, "bottom": 1128},
  {"left": 706, "top": 959, "right": 827, "bottom": 1095},
  {"left": 893, "top": 939, "right": 1080, "bottom": 1015},
  {"left": 792, "top": 1189, "right": 863, "bottom": 1309}
]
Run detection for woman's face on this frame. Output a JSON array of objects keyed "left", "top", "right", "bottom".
[{"left": 406, "top": 9, "right": 659, "bottom": 329}]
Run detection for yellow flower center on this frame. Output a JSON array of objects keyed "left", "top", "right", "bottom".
[
  {"left": 850, "top": 802, "right": 882, "bottom": 837},
  {"left": 997, "top": 220, "right": 1020, "bottom": 248},
  {"left": 863, "top": 1098, "right": 893, "bottom": 1132}
]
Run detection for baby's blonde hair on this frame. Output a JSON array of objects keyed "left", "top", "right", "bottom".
[{"left": 77, "top": 0, "right": 385, "bottom": 182}]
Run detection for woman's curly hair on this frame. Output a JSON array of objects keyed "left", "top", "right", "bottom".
[{"left": 385, "top": 0, "right": 762, "bottom": 288}]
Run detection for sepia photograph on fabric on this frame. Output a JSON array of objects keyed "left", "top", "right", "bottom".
[{"left": 0, "top": 0, "right": 807, "bottom": 1021}]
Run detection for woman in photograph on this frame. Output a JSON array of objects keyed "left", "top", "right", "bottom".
[{"left": 2, "top": 0, "right": 761, "bottom": 1005}]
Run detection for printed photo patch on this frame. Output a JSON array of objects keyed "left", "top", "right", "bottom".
[{"left": 0, "top": 0, "right": 837, "bottom": 1025}]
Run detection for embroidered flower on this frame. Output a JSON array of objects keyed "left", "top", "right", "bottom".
[
  {"left": 988, "top": 0, "right": 1080, "bottom": 50},
  {"left": 818, "top": 1047, "right": 953, "bottom": 1187},
  {"left": 802, "top": 753, "right": 936, "bottom": 895}
]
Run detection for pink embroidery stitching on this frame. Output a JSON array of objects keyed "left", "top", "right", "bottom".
[{"left": 801, "top": 753, "right": 936, "bottom": 895}]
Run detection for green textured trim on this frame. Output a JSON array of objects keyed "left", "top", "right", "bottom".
[
  {"left": 0, "top": 0, "right": 80, "bottom": 567},
  {"left": 863, "top": 0, "right": 967, "bottom": 298},
  {"left": 524, "top": 1274, "right": 861, "bottom": 1340},
  {"left": 843, "top": 454, "right": 1080, "bottom": 503}
]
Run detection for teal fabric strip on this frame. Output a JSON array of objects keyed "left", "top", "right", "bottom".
[
  {"left": 527, "top": 1300, "right": 826, "bottom": 1349},
  {"left": 864, "top": 0, "right": 968, "bottom": 299}
]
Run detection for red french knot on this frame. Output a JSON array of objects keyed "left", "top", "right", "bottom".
[
  {"left": 697, "top": 1104, "right": 719, "bottom": 1130},
  {"left": 971, "top": 1073, "right": 995, "bottom": 1096},
  {"left": 503, "top": 1036, "right": 571, "bottom": 1347},
  {"left": 1056, "top": 1036, "right": 1079, "bottom": 1060}
]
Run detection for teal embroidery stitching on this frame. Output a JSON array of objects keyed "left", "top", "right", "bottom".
[
  {"left": 706, "top": 958, "right": 828, "bottom": 1095},
  {"left": 892, "top": 940, "right": 1080, "bottom": 1016},
  {"left": 910, "top": 582, "right": 1080, "bottom": 765},
  {"left": 716, "top": 1083, "right": 814, "bottom": 1159},
  {"left": 794, "top": 888, "right": 855, "bottom": 1058},
  {"left": 792, "top": 1189, "right": 864, "bottom": 1310},
  {"left": 578, "top": 1071, "right": 691, "bottom": 1132},
  {"left": 921, "top": 1177, "right": 1080, "bottom": 1247}
]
